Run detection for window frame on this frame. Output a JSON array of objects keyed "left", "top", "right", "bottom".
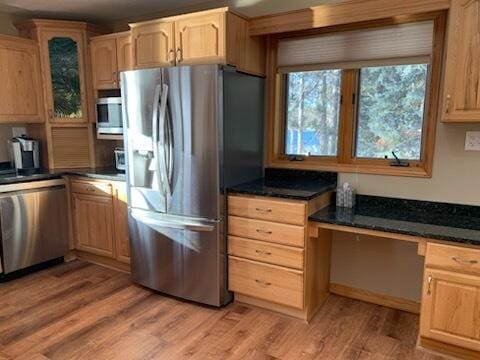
[{"left": 267, "top": 12, "right": 446, "bottom": 177}]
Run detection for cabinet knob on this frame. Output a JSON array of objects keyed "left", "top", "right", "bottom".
[
  {"left": 176, "top": 47, "right": 183, "bottom": 63},
  {"left": 427, "top": 274, "right": 432, "bottom": 295},
  {"left": 445, "top": 94, "right": 452, "bottom": 114}
]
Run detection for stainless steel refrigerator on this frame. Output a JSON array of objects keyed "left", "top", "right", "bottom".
[{"left": 121, "top": 65, "right": 264, "bottom": 306}]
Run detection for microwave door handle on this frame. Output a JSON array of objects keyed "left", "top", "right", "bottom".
[
  {"left": 151, "top": 84, "right": 165, "bottom": 194},
  {"left": 158, "top": 84, "right": 171, "bottom": 196}
]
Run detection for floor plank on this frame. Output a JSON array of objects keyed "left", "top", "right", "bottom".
[{"left": 0, "top": 261, "right": 446, "bottom": 360}]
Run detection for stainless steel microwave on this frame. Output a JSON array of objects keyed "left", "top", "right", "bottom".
[{"left": 96, "top": 97, "right": 123, "bottom": 135}]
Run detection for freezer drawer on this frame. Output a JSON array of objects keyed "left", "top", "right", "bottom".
[
  {"left": 0, "top": 184, "right": 69, "bottom": 274},
  {"left": 129, "top": 209, "right": 228, "bottom": 306}
]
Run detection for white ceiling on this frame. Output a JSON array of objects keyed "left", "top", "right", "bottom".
[{"left": 0, "top": 0, "right": 340, "bottom": 24}]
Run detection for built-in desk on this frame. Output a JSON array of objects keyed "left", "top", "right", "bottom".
[{"left": 309, "top": 196, "right": 480, "bottom": 359}]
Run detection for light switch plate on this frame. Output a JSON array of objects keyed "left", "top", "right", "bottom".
[{"left": 465, "top": 131, "right": 480, "bottom": 151}]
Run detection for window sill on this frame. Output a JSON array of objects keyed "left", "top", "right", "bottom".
[{"left": 268, "top": 159, "right": 432, "bottom": 178}]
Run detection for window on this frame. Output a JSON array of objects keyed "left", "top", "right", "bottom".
[
  {"left": 356, "top": 64, "right": 429, "bottom": 160},
  {"left": 285, "top": 70, "right": 341, "bottom": 156},
  {"left": 270, "top": 14, "right": 445, "bottom": 177}
]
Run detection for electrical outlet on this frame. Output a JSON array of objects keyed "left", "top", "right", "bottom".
[{"left": 465, "top": 131, "right": 480, "bottom": 151}]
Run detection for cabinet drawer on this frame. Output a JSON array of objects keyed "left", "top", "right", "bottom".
[
  {"left": 71, "top": 180, "right": 112, "bottom": 197},
  {"left": 228, "top": 256, "right": 304, "bottom": 309},
  {"left": 228, "top": 236, "right": 304, "bottom": 270},
  {"left": 228, "top": 195, "right": 306, "bottom": 225},
  {"left": 426, "top": 243, "right": 480, "bottom": 276},
  {"left": 228, "top": 216, "right": 304, "bottom": 247}
]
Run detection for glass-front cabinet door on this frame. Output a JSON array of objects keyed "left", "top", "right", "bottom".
[{"left": 41, "top": 30, "right": 88, "bottom": 123}]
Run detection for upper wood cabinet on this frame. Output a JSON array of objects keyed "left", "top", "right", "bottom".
[
  {"left": 420, "top": 243, "right": 480, "bottom": 352},
  {"left": 131, "top": 21, "right": 175, "bottom": 69},
  {"left": 90, "top": 32, "right": 132, "bottom": 89},
  {"left": 175, "top": 11, "right": 225, "bottom": 65},
  {"left": 0, "top": 35, "right": 44, "bottom": 123},
  {"left": 442, "top": 0, "right": 480, "bottom": 122},
  {"left": 130, "top": 8, "right": 265, "bottom": 75}
]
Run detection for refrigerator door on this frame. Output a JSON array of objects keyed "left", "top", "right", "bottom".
[
  {"left": 129, "top": 208, "right": 225, "bottom": 306},
  {"left": 163, "top": 65, "right": 221, "bottom": 220},
  {"left": 121, "top": 69, "right": 166, "bottom": 213}
]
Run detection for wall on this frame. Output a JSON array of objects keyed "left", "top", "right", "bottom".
[{"left": 0, "top": 11, "right": 19, "bottom": 36}]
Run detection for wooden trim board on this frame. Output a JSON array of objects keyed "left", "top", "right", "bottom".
[
  {"left": 419, "top": 337, "right": 480, "bottom": 360},
  {"left": 249, "top": 0, "right": 450, "bottom": 35},
  {"left": 330, "top": 283, "right": 421, "bottom": 314}
]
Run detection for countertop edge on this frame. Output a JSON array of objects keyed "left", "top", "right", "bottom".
[{"left": 308, "top": 217, "right": 480, "bottom": 247}]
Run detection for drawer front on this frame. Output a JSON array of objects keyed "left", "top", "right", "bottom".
[
  {"left": 228, "top": 256, "right": 304, "bottom": 309},
  {"left": 228, "top": 216, "right": 304, "bottom": 247},
  {"left": 426, "top": 243, "right": 480, "bottom": 276},
  {"left": 228, "top": 236, "right": 304, "bottom": 270},
  {"left": 71, "top": 180, "right": 112, "bottom": 197},
  {"left": 228, "top": 195, "right": 306, "bottom": 226}
]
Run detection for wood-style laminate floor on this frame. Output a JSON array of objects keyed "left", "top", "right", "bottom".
[{"left": 0, "top": 260, "right": 445, "bottom": 360}]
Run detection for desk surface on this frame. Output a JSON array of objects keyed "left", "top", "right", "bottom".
[{"left": 310, "top": 196, "right": 480, "bottom": 247}]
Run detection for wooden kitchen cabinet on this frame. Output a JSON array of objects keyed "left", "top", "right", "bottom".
[
  {"left": 174, "top": 11, "right": 225, "bottom": 65},
  {"left": 130, "top": 8, "right": 265, "bottom": 75},
  {"left": 90, "top": 32, "right": 132, "bottom": 89},
  {"left": 113, "top": 182, "right": 130, "bottom": 263},
  {"left": 0, "top": 35, "right": 44, "bottom": 123},
  {"left": 70, "top": 178, "right": 130, "bottom": 270},
  {"left": 420, "top": 243, "right": 480, "bottom": 352},
  {"left": 72, "top": 192, "right": 115, "bottom": 258},
  {"left": 131, "top": 20, "right": 175, "bottom": 69},
  {"left": 442, "top": 0, "right": 480, "bottom": 122}
]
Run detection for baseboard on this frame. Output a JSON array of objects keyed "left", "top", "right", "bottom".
[
  {"left": 419, "top": 337, "right": 480, "bottom": 360},
  {"left": 329, "top": 283, "right": 420, "bottom": 314},
  {"left": 75, "top": 250, "right": 130, "bottom": 273},
  {"left": 235, "top": 293, "right": 308, "bottom": 321}
]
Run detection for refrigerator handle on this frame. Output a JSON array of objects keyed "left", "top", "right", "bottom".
[
  {"left": 151, "top": 84, "right": 165, "bottom": 194},
  {"left": 131, "top": 209, "right": 215, "bottom": 232},
  {"left": 158, "top": 84, "right": 172, "bottom": 196}
]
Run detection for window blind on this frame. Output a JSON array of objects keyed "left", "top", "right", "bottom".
[{"left": 277, "top": 21, "right": 434, "bottom": 70}]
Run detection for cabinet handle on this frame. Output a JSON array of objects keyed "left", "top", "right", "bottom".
[
  {"left": 169, "top": 49, "right": 175, "bottom": 65},
  {"left": 176, "top": 47, "right": 183, "bottom": 63},
  {"left": 427, "top": 275, "right": 432, "bottom": 295},
  {"left": 48, "top": 109, "right": 53, "bottom": 119},
  {"left": 451, "top": 256, "right": 478, "bottom": 265},
  {"left": 445, "top": 94, "right": 451, "bottom": 114},
  {"left": 255, "top": 207, "right": 272, "bottom": 213},
  {"left": 255, "top": 279, "right": 271, "bottom": 287},
  {"left": 256, "top": 229, "right": 272, "bottom": 235},
  {"left": 255, "top": 249, "right": 272, "bottom": 256}
]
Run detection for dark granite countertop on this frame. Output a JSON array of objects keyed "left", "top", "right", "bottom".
[
  {"left": 0, "top": 167, "right": 125, "bottom": 185},
  {"left": 310, "top": 195, "right": 480, "bottom": 246},
  {"left": 228, "top": 168, "right": 337, "bottom": 200}
]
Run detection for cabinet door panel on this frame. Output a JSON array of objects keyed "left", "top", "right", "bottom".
[
  {"left": 443, "top": 0, "right": 480, "bottom": 121},
  {"left": 175, "top": 12, "right": 225, "bottom": 65},
  {"left": 73, "top": 193, "right": 115, "bottom": 258},
  {"left": 113, "top": 182, "right": 130, "bottom": 263},
  {"left": 40, "top": 30, "right": 89, "bottom": 123},
  {"left": 132, "top": 22, "right": 174, "bottom": 69},
  {"left": 116, "top": 34, "right": 132, "bottom": 72},
  {"left": 420, "top": 269, "right": 480, "bottom": 351},
  {"left": 91, "top": 37, "right": 118, "bottom": 89},
  {"left": 0, "top": 36, "right": 44, "bottom": 123}
]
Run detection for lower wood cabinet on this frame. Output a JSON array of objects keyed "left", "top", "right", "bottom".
[
  {"left": 70, "top": 178, "right": 130, "bottom": 270},
  {"left": 227, "top": 193, "right": 332, "bottom": 321},
  {"left": 72, "top": 192, "right": 115, "bottom": 258},
  {"left": 420, "top": 243, "right": 480, "bottom": 353}
]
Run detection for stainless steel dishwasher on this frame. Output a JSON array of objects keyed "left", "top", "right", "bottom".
[{"left": 0, "top": 178, "right": 69, "bottom": 274}]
